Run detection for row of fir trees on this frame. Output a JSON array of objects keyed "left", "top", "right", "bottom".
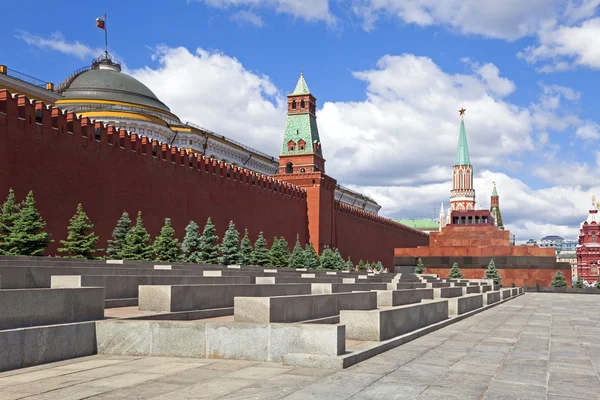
[
  {"left": 414, "top": 257, "right": 503, "bottom": 286},
  {"left": 0, "top": 189, "right": 386, "bottom": 270}
]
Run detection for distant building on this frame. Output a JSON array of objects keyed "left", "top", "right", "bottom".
[
  {"left": 577, "top": 198, "right": 600, "bottom": 284},
  {"left": 395, "top": 219, "right": 439, "bottom": 234}
]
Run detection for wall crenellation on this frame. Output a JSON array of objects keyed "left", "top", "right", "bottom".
[{"left": 1, "top": 90, "right": 307, "bottom": 200}]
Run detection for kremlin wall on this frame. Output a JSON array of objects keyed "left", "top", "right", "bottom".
[{"left": 0, "top": 58, "right": 428, "bottom": 266}]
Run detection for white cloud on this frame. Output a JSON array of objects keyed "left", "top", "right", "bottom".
[
  {"left": 231, "top": 10, "right": 264, "bottom": 27},
  {"left": 14, "top": 30, "right": 104, "bottom": 60},
  {"left": 130, "top": 46, "right": 286, "bottom": 156},
  {"left": 198, "top": 0, "right": 336, "bottom": 25},
  {"left": 576, "top": 121, "right": 600, "bottom": 139},
  {"left": 519, "top": 17, "right": 600, "bottom": 71}
]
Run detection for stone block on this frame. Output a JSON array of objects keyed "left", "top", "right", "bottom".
[
  {"left": 227, "top": 265, "right": 241, "bottom": 269},
  {"left": 357, "top": 275, "right": 368, "bottom": 280},
  {"left": 310, "top": 283, "right": 387, "bottom": 294},
  {"left": 264, "top": 269, "right": 277, "bottom": 273},
  {"left": 501, "top": 289, "right": 512, "bottom": 299},
  {"left": 326, "top": 272, "right": 337, "bottom": 275},
  {"left": 255, "top": 277, "right": 276, "bottom": 284},
  {"left": 296, "top": 268, "right": 308, "bottom": 272},
  {"left": 203, "top": 270, "right": 222, "bottom": 277},
  {"left": 433, "top": 287, "right": 463, "bottom": 299},
  {"left": 340, "top": 300, "right": 448, "bottom": 341},
  {"left": 51, "top": 275, "right": 82, "bottom": 288},
  {"left": 462, "top": 286, "right": 481, "bottom": 295},
  {"left": 0, "top": 288, "right": 104, "bottom": 330},
  {"left": 483, "top": 291, "right": 501, "bottom": 306},
  {"left": 375, "top": 288, "right": 433, "bottom": 307},
  {"left": 138, "top": 284, "right": 312, "bottom": 312},
  {"left": 446, "top": 294, "right": 483, "bottom": 316},
  {"left": 105, "top": 260, "right": 123, "bottom": 264},
  {"left": 343, "top": 278, "right": 356, "bottom": 284},
  {"left": 301, "top": 273, "right": 315, "bottom": 278},
  {"left": 511, "top": 288, "right": 519, "bottom": 296},
  {"left": 154, "top": 265, "right": 172, "bottom": 270},
  {"left": 481, "top": 285, "right": 493, "bottom": 293}
]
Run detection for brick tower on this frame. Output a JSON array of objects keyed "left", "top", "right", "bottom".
[
  {"left": 450, "top": 109, "right": 476, "bottom": 211},
  {"left": 275, "top": 73, "right": 337, "bottom": 253},
  {"left": 576, "top": 197, "right": 600, "bottom": 284},
  {"left": 490, "top": 182, "right": 504, "bottom": 229}
]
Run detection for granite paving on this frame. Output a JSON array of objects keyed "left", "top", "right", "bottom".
[{"left": 1, "top": 293, "right": 600, "bottom": 399}]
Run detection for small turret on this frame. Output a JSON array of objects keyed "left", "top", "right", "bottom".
[{"left": 489, "top": 181, "right": 504, "bottom": 229}]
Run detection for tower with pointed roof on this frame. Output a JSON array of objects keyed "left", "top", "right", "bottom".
[
  {"left": 278, "top": 73, "right": 324, "bottom": 175},
  {"left": 450, "top": 110, "right": 476, "bottom": 211},
  {"left": 490, "top": 182, "right": 504, "bottom": 229},
  {"left": 576, "top": 197, "right": 600, "bottom": 284}
]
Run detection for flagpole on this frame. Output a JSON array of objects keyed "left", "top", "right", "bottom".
[{"left": 104, "top": 13, "right": 108, "bottom": 57}]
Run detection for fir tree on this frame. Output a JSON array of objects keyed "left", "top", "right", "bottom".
[
  {"left": 483, "top": 259, "right": 502, "bottom": 286},
  {"left": 551, "top": 270, "right": 568, "bottom": 288},
  {"left": 365, "top": 261, "right": 372, "bottom": 271},
  {"left": 106, "top": 211, "right": 131, "bottom": 260},
  {"left": 415, "top": 258, "right": 425, "bottom": 274},
  {"left": 304, "top": 242, "right": 320, "bottom": 269},
  {"left": 198, "top": 218, "right": 220, "bottom": 264},
  {"left": 4, "top": 191, "right": 52, "bottom": 256},
  {"left": 58, "top": 203, "right": 101, "bottom": 259},
  {"left": 240, "top": 228, "right": 253, "bottom": 265},
  {"left": 573, "top": 275, "right": 584, "bottom": 289},
  {"left": 448, "top": 262, "right": 464, "bottom": 279},
  {"left": 250, "top": 232, "right": 270, "bottom": 266},
  {"left": 0, "top": 189, "right": 20, "bottom": 254},
  {"left": 120, "top": 211, "right": 152, "bottom": 261},
  {"left": 182, "top": 220, "right": 202, "bottom": 263},
  {"left": 345, "top": 256, "right": 354, "bottom": 271},
  {"left": 269, "top": 236, "right": 291, "bottom": 268},
  {"left": 357, "top": 259, "right": 366, "bottom": 271},
  {"left": 333, "top": 248, "right": 346, "bottom": 270},
  {"left": 318, "top": 249, "right": 338, "bottom": 270},
  {"left": 375, "top": 261, "right": 384, "bottom": 272},
  {"left": 219, "top": 220, "right": 242, "bottom": 265},
  {"left": 152, "top": 218, "right": 182, "bottom": 262},
  {"left": 289, "top": 235, "right": 306, "bottom": 268}
]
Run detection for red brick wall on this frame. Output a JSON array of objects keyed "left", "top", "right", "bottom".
[
  {"left": 0, "top": 92, "right": 309, "bottom": 254},
  {"left": 425, "top": 267, "right": 572, "bottom": 288},
  {"left": 334, "top": 202, "right": 429, "bottom": 268}
]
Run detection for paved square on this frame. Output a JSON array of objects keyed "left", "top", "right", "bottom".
[{"left": 1, "top": 293, "right": 600, "bottom": 399}]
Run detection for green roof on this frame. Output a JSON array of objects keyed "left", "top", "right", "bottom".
[
  {"left": 293, "top": 73, "right": 310, "bottom": 95},
  {"left": 395, "top": 219, "right": 439, "bottom": 230},
  {"left": 280, "top": 114, "right": 322, "bottom": 156},
  {"left": 492, "top": 184, "right": 498, "bottom": 197},
  {"left": 455, "top": 118, "right": 471, "bottom": 166}
]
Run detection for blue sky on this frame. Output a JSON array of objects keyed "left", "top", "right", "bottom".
[{"left": 2, "top": 0, "right": 600, "bottom": 240}]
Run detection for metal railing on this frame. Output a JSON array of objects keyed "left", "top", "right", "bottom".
[
  {"left": 56, "top": 65, "right": 91, "bottom": 94},
  {"left": 4, "top": 68, "right": 48, "bottom": 89}
]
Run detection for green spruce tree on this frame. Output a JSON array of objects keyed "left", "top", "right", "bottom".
[
  {"left": 357, "top": 259, "right": 366, "bottom": 271},
  {"left": 106, "top": 211, "right": 132, "bottom": 260},
  {"left": 269, "top": 236, "right": 291, "bottom": 268},
  {"left": 240, "top": 228, "right": 253, "bottom": 265},
  {"left": 551, "top": 270, "right": 568, "bottom": 288},
  {"left": 120, "top": 211, "right": 152, "bottom": 261},
  {"left": 58, "top": 203, "right": 101, "bottom": 259},
  {"left": 182, "top": 220, "right": 202, "bottom": 263},
  {"left": 289, "top": 235, "right": 306, "bottom": 268},
  {"left": 333, "top": 248, "right": 346, "bottom": 270},
  {"left": 304, "top": 243, "right": 319, "bottom": 269},
  {"left": 152, "top": 218, "right": 182, "bottom": 262},
  {"left": 375, "top": 261, "right": 384, "bottom": 272},
  {"left": 345, "top": 256, "right": 354, "bottom": 271},
  {"left": 0, "top": 189, "right": 20, "bottom": 254},
  {"left": 4, "top": 191, "right": 52, "bottom": 256},
  {"left": 415, "top": 257, "right": 425, "bottom": 274},
  {"left": 219, "top": 220, "right": 242, "bottom": 265},
  {"left": 483, "top": 258, "right": 502, "bottom": 286},
  {"left": 198, "top": 218, "right": 220, "bottom": 264},
  {"left": 365, "top": 261, "right": 372, "bottom": 271},
  {"left": 448, "top": 262, "right": 464, "bottom": 279},
  {"left": 319, "top": 248, "right": 338, "bottom": 270},
  {"left": 250, "top": 232, "right": 270, "bottom": 266},
  {"left": 573, "top": 276, "right": 584, "bottom": 289}
]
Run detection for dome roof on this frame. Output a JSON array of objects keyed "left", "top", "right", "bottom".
[
  {"left": 541, "top": 235, "right": 564, "bottom": 241},
  {"left": 58, "top": 58, "right": 171, "bottom": 113}
]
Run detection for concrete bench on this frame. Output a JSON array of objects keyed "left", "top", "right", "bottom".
[
  {"left": 393, "top": 283, "right": 428, "bottom": 290},
  {"left": 139, "top": 284, "right": 312, "bottom": 312},
  {"left": 501, "top": 289, "right": 512, "bottom": 299},
  {"left": 462, "top": 286, "right": 481, "bottom": 295},
  {"left": 51, "top": 274, "right": 252, "bottom": 299},
  {"left": 483, "top": 291, "right": 501, "bottom": 306},
  {"left": 340, "top": 300, "right": 448, "bottom": 341},
  {"left": 446, "top": 294, "right": 483, "bottom": 316},
  {"left": 234, "top": 291, "right": 377, "bottom": 323},
  {"left": 433, "top": 287, "right": 463, "bottom": 298},
  {"left": 481, "top": 285, "right": 493, "bottom": 293},
  {"left": 511, "top": 288, "right": 519, "bottom": 296},
  {"left": 375, "top": 288, "right": 433, "bottom": 307},
  {"left": 310, "top": 283, "right": 388, "bottom": 294},
  {"left": 450, "top": 282, "right": 468, "bottom": 287},
  {"left": 0, "top": 288, "right": 104, "bottom": 330}
]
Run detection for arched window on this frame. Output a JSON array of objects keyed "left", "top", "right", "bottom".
[
  {"left": 288, "top": 140, "right": 296, "bottom": 151},
  {"left": 285, "top": 162, "right": 293, "bottom": 174},
  {"left": 298, "top": 139, "right": 306, "bottom": 151},
  {"left": 300, "top": 100, "right": 305, "bottom": 109},
  {"left": 291, "top": 100, "right": 297, "bottom": 110}
]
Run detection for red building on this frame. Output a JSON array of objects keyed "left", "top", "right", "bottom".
[{"left": 577, "top": 198, "right": 600, "bottom": 284}]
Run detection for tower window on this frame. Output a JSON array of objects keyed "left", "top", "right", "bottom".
[
  {"left": 285, "top": 162, "right": 293, "bottom": 174},
  {"left": 298, "top": 139, "right": 306, "bottom": 151},
  {"left": 292, "top": 100, "right": 297, "bottom": 110},
  {"left": 288, "top": 140, "right": 296, "bottom": 151},
  {"left": 300, "top": 100, "right": 305, "bottom": 109}
]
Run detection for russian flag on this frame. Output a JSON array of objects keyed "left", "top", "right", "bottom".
[{"left": 96, "top": 17, "right": 105, "bottom": 30}]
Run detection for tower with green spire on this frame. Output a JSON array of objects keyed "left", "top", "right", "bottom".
[
  {"left": 450, "top": 108, "right": 476, "bottom": 211},
  {"left": 278, "top": 72, "right": 325, "bottom": 174},
  {"left": 490, "top": 182, "right": 504, "bottom": 229}
]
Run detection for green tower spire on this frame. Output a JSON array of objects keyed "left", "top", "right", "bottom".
[
  {"left": 491, "top": 183, "right": 498, "bottom": 197},
  {"left": 280, "top": 73, "right": 322, "bottom": 158},
  {"left": 455, "top": 118, "right": 471, "bottom": 166}
]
